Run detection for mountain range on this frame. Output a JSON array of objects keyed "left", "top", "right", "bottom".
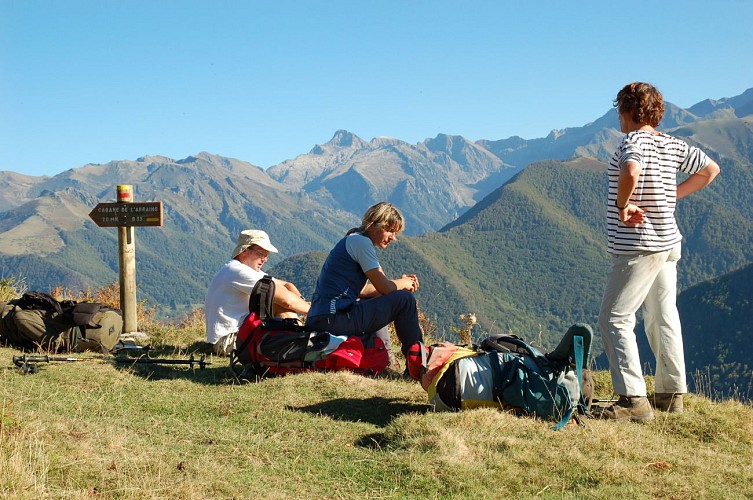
[{"left": 1, "top": 87, "right": 752, "bottom": 397}]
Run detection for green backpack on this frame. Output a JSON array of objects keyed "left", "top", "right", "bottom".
[{"left": 0, "top": 292, "right": 122, "bottom": 353}]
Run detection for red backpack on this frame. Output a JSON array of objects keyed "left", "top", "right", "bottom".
[{"left": 228, "top": 276, "right": 388, "bottom": 381}]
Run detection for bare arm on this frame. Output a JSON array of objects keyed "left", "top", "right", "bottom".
[
  {"left": 616, "top": 160, "right": 646, "bottom": 227},
  {"left": 677, "top": 160, "right": 720, "bottom": 200},
  {"left": 272, "top": 278, "right": 310, "bottom": 315},
  {"left": 362, "top": 267, "right": 417, "bottom": 297}
]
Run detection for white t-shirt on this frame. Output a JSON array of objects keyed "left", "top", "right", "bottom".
[{"left": 204, "top": 259, "right": 266, "bottom": 344}]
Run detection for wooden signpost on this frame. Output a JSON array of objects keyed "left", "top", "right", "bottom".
[{"left": 88, "top": 185, "right": 163, "bottom": 334}]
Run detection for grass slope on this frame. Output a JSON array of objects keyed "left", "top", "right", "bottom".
[{"left": 2, "top": 342, "right": 752, "bottom": 499}]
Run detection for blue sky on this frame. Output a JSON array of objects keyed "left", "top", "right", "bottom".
[{"left": 2, "top": 1, "right": 752, "bottom": 177}]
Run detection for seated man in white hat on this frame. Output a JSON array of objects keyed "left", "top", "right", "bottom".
[{"left": 204, "top": 229, "right": 310, "bottom": 355}]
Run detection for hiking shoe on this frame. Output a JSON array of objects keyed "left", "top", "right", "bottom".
[
  {"left": 597, "top": 396, "right": 654, "bottom": 422},
  {"left": 650, "top": 393, "right": 684, "bottom": 413}
]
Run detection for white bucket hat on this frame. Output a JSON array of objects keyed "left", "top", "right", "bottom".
[{"left": 231, "top": 229, "right": 279, "bottom": 258}]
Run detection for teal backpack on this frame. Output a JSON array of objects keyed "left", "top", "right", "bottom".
[
  {"left": 479, "top": 324, "right": 592, "bottom": 429},
  {"left": 415, "top": 324, "right": 593, "bottom": 429}
]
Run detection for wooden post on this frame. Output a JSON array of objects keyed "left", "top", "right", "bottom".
[
  {"left": 88, "top": 189, "right": 162, "bottom": 337},
  {"left": 117, "top": 185, "right": 138, "bottom": 333}
]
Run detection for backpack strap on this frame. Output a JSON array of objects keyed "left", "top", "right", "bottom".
[
  {"left": 481, "top": 334, "right": 536, "bottom": 356},
  {"left": 574, "top": 334, "right": 585, "bottom": 396},
  {"left": 488, "top": 351, "right": 504, "bottom": 399},
  {"left": 248, "top": 275, "right": 275, "bottom": 321},
  {"left": 551, "top": 407, "right": 576, "bottom": 431},
  {"left": 68, "top": 302, "right": 103, "bottom": 327},
  {"left": 15, "top": 292, "right": 63, "bottom": 315},
  {"left": 552, "top": 335, "right": 587, "bottom": 430}
]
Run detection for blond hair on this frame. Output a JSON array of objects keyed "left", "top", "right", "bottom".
[{"left": 347, "top": 202, "right": 405, "bottom": 235}]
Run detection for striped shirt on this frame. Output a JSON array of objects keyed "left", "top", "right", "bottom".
[{"left": 607, "top": 130, "right": 710, "bottom": 254}]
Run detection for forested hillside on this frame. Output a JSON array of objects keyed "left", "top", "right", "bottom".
[
  {"left": 633, "top": 263, "right": 753, "bottom": 401},
  {"left": 681, "top": 263, "right": 753, "bottom": 400},
  {"left": 275, "top": 154, "right": 751, "bottom": 356}
]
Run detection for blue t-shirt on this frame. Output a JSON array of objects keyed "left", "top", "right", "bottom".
[{"left": 308, "top": 233, "right": 379, "bottom": 317}]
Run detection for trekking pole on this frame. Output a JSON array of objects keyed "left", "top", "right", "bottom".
[
  {"left": 12, "top": 352, "right": 211, "bottom": 373},
  {"left": 113, "top": 353, "right": 211, "bottom": 370},
  {"left": 12, "top": 354, "right": 97, "bottom": 374},
  {"left": 110, "top": 341, "right": 211, "bottom": 369}
]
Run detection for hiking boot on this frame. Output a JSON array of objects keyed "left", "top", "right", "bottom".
[
  {"left": 650, "top": 393, "right": 684, "bottom": 413},
  {"left": 597, "top": 396, "right": 654, "bottom": 422}
]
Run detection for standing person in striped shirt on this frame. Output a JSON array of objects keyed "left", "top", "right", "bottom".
[{"left": 598, "top": 82, "right": 720, "bottom": 422}]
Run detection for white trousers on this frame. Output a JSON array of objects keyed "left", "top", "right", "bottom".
[{"left": 598, "top": 244, "right": 686, "bottom": 397}]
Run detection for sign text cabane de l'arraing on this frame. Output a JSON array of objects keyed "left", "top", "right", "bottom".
[{"left": 88, "top": 202, "right": 163, "bottom": 227}]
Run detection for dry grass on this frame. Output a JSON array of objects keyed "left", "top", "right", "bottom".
[
  {"left": 174, "top": 307, "right": 206, "bottom": 330},
  {"left": 0, "top": 275, "right": 27, "bottom": 303},
  {"left": 48, "top": 281, "right": 158, "bottom": 326},
  {"left": 4, "top": 348, "right": 750, "bottom": 499},
  {"left": 3, "top": 278, "right": 752, "bottom": 498},
  {"left": 451, "top": 312, "right": 477, "bottom": 345}
]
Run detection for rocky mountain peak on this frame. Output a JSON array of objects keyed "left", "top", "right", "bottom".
[
  {"left": 136, "top": 155, "right": 175, "bottom": 164},
  {"left": 423, "top": 133, "right": 471, "bottom": 153},
  {"left": 176, "top": 151, "right": 224, "bottom": 165},
  {"left": 327, "top": 130, "right": 367, "bottom": 149},
  {"left": 370, "top": 136, "right": 405, "bottom": 147},
  {"left": 309, "top": 130, "right": 368, "bottom": 155},
  {"left": 687, "top": 87, "right": 753, "bottom": 119}
]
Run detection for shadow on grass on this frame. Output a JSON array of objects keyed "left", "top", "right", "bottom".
[
  {"left": 110, "top": 342, "right": 232, "bottom": 386},
  {"left": 290, "top": 397, "right": 432, "bottom": 450},
  {"left": 2, "top": 344, "right": 232, "bottom": 385},
  {"left": 355, "top": 432, "right": 392, "bottom": 449},
  {"left": 288, "top": 396, "right": 431, "bottom": 427}
]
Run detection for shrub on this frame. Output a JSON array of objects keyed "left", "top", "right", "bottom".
[
  {"left": 0, "top": 275, "right": 27, "bottom": 303},
  {"left": 49, "top": 282, "right": 157, "bottom": 327}
]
